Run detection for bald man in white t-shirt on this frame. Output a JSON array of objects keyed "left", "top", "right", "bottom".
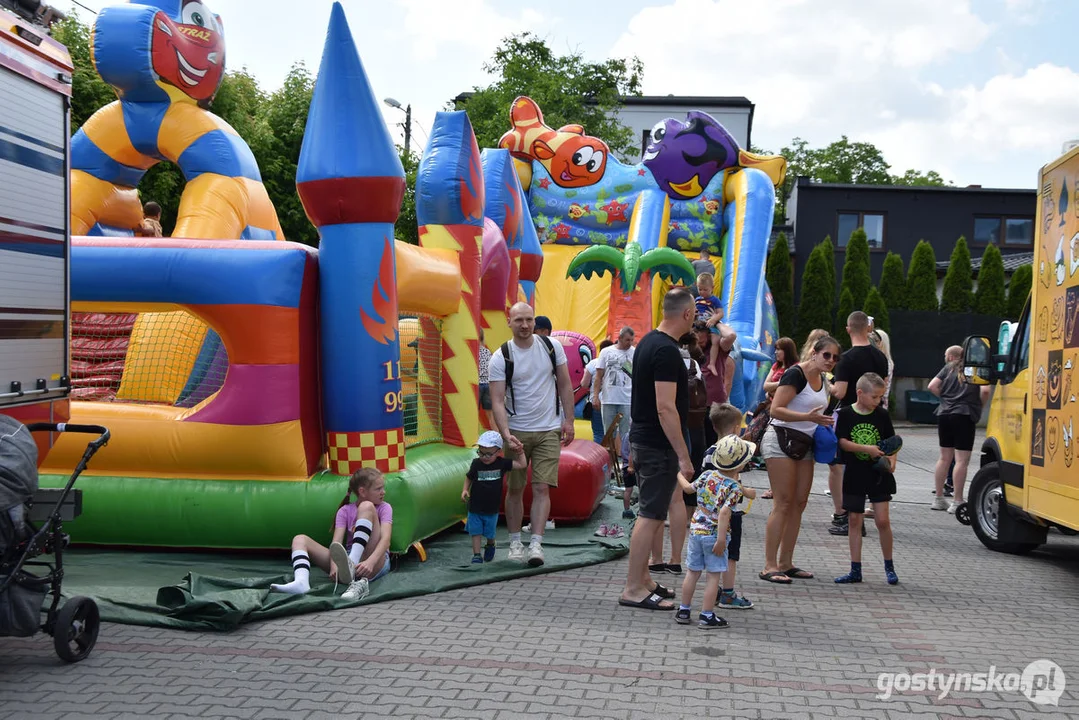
[{"left": 489, "top": 302, "right": 576, "bottom": 568}]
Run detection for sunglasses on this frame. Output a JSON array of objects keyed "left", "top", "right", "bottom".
[{"left": 820, "top": 351, "right": 838, "bottom": 361}]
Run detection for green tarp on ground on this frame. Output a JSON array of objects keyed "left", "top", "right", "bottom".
[{"left": 56, "top": 498, "right": 633, "bottom": 631}]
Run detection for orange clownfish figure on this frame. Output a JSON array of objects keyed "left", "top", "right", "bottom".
[{"left": 498, "top": 96, "right": 608, "bottom": 188}]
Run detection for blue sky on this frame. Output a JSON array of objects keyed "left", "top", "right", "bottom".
[{"left": 69, "top": 0, "right": 1079, "bottom": 189}]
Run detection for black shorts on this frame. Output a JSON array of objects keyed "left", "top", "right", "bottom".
[
  {"left": 683, "top": 489, "right": 697, "bottom": 507},
  {"left": 622, "top": 465, "right": 637, "bottom": 488},
  {"left": 728, "top": 511, "right": 743, "bottom": 562},
  {"left": 631, "top": 443, "right": 678, "bottom": 521},
  {"left": 842, "top": 471, "right": 895, "bottom": 512},
  {"left": 479, "top": 384, "right": 492, "bottom": 411},
  {"left": 938, "top": 413, "right": 976, "bottom": 451}
]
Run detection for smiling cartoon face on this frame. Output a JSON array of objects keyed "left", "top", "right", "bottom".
[
  {"left": 643, "top": 112, "right": 740, "bottom": 200},
  {"left": 552, "top": 331, "right": 596, "bottom": 403},
  {"left": 534, "top": 138, "right": 607, "bottom": 188},
  {"left": 150, "top": 1, "right": 225, "bottom": 106}
]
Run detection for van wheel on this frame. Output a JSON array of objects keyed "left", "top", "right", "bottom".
[{"left": 968, "top": 463, "right": 1039, "bottom": 555}]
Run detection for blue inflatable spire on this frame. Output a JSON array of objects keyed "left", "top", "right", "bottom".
[
  {"left": 297, "top": 2, "right": 406, "bottom": 476},
  {"left": 297, "top": 1, "right": 403, "bottom": 190}
]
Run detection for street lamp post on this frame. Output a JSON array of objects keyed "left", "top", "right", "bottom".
[{"left": 383, "top": 97, "right": 411, "bottom": 157}]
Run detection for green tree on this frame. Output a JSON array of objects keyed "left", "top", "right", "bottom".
[
  {"left": 258, "top": 63, "right": 318, "bottom": 246},
  {"left": 796, "top": 241, "right": 835, "bottom": 344},
  {"left": 974, "top": 244, "right": 1007, "bottom": 317},
  {"left": 878, "top": 252, "right": 907, "bottom": 311},
  {"left": 835, "top": 287, "right": 855, "bottom": 349},
  {"left": 906, "top": 240, "right": 939, "bottom": 312},
  {"left": 766, "top": 233, "right": 795, "bottom": 339},
  {"left": 396, "top": 146, "right": 420, "bottom": 245},
  {"left": 940, "top": 236, "right": 974, "bottom": 312},
  {"left": 863, "top": 286, "right": 889, "bottom": 333},
  {"left": 821, "top": 234, "right": 836, "bottom": 299},
  {"left": 1007, "top": 264, "right": 1033, "bottom": 319},
  {"left": 767, "top": 136, "right": 950, "bottom": 225},
  {"left": 839, "top": 227, "right": 872, "bottom": 309},
  {"left": 455, "top": 33, "right": 643, "bottom": 159},
  {"left": 50, "top": 13, "right": 116, "bottom": 131},
  {"left": 891, "top": 169, "right": 951, "bottom": 186}
]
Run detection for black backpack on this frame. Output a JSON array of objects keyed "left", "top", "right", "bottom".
[{"left": 500, "top": 335, "right": 559, "bottom": 417}]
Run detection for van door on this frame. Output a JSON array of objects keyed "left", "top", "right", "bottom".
[
  {"left": 987, "top": 300, "right": 1030, "bottom": 504},
  {"left": 1025, "top": 149, "right": 1079, "bottom": 529}
]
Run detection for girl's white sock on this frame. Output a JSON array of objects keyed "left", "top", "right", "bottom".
[
  {"left": 270, "top": 550, "right": 311, "bottom": 594},
  {"left": 348, "top": 519, "right": 373, "bottom": 564}
]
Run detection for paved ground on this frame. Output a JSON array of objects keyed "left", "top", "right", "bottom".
[{"left": 3, "top": 426, "right": 1079, "bottom": 719}]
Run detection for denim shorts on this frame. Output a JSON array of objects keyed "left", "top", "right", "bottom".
[
  {"left": 686, "top": 533, "right": 730, "bottom": 574},
  {"left": 466, "top": 512, "right": 498, "bottom": 539},
  {"left": 371, "top": 552, "right": 391, "bottom": 582}
]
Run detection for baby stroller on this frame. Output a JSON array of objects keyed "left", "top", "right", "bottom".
[{"left": 0, "top": 417, "right": 109, "bottom": 662}]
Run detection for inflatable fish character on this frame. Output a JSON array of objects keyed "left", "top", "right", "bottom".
[
  {"left": 498, "top": 96, "right": 609, "bottom": 188},
  {"left": 643, "top": 112, "right": 787, "bottom": 199}
]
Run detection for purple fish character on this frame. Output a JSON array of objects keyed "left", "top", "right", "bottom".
[{"left": 642, "top": 111, "right": 741, "bottom": 199}]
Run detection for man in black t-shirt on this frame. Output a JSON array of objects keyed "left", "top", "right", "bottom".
[
  {"left": 618, "top": 288, "right": 695, "bottom": 612},
  {"left": 827, "top": 311, "right": 889, "bottom": 534}
]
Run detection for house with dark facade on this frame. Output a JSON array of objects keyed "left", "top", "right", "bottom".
[{"left": 784, "top": 177, "right": 1037, "bottom": 300}]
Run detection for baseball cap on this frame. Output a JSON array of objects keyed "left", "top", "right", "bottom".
[
  {"left": 710, "top": 435, "right": 756, "bottom": 473},
  {"left": 477, "top": 430, "right": 504, "bottom": 449},
  {"left": 534, "top": 316, "right": 553, "bottom": 332}
]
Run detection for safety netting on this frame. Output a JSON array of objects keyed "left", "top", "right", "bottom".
[
  {"left": 71, "top": 311, "right": 226, "bottom": 406},
  {"left": 401, "top": 315, "right": 442, "bottom": 448}
]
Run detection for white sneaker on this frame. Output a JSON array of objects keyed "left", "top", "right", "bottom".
[
  {"left": 508, "top": 540, "right": 526, "bottom": 562},
  {"left": 947, "top": 501, "right": 959, "bottom": 515},
  {"left": 527, "top": 542, "right": 545, "bottom": 567},
  {"left": 931, "top": 497, "right": 948, "bottom": 511},
  {"left": 522, "top": 520, "right": 556, "bottom": 533},
  {"left": 328, "top": 541, "right": 355, "bottom": 591},
  {"left": 342, "top": 577, "right": 369, "bottom": 601}
]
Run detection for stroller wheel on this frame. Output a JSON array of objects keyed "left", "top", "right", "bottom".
[{"left": 53, "top": 596, "right": 100, "bottom": 663}]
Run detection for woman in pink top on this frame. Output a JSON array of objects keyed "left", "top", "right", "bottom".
[{"left": 270, "top": 468, "right": 394, "bottom": 602}]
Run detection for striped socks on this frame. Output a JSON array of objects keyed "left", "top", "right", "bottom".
[
  {"left": 270, "top": 550, "right": 312, "bottom": 594},
  {"left": 348, "top": 519, "right": 373, "bottom": 564}
]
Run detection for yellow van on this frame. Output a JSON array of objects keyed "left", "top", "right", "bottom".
[{"left": 961, "top": 145, "right": 1079, "bottom": 553}]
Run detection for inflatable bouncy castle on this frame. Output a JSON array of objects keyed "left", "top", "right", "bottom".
[
  {"left": 38, "top": 1, "right": 607, "bottom": 552},
  {"left": 501, "top": 99, "right": 786, "bottom": 409}
]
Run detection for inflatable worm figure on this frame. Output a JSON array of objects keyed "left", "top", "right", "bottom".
[{"left": 70, "top": 0, "right": 283, "bottom": 239}]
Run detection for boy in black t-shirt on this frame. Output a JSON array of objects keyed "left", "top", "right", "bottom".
[
  {"left": 463, "top": 431, "right": 527, "bottom": 564},
  {"left": 833, "top": 373, "right": 902, "bottom": 586}
]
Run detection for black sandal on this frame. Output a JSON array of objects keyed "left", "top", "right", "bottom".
[
  {"left": 782, "top": 567, "right": 814, "bottom": 579},
  {"left": 758, "top": 571, "right": 792, "bottom": 584},
  {"left": 650, "top": 582, "right": 675, "bottom": 599},
  {"left": 618, "top": 592, "right": 675, "bottom": 611}
]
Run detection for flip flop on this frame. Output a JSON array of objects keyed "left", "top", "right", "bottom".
[
  {"left": 782, "top": 567, "right": 814, "bottom": 579},
  {"left": 618, "top": 592, "right": 675, "bottom": 611},
  {"left": 650, "top": 582, "right": 675, "bottom": 599},
  {"left": 759, "top": 571, "right": 792, "bottom": 584}
]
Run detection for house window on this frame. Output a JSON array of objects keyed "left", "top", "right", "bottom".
[
  {"left": 836, "top": 212, "right": 885, "bottom": 249},
  {"left": 973, "top": 216, "right": 1034, "bottom": 247}
]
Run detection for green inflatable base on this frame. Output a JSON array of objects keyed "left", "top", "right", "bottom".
[{"left": 38, "top": 443, "right": 474, "bottom": 554}]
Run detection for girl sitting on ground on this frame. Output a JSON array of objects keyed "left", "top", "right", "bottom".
[{"left": 270, "top": 468, "right": 393, "bottom": 601}]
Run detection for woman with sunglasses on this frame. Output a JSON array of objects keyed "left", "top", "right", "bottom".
[{"left": 758, "top": 335, "right": 840, "bottom": 584}]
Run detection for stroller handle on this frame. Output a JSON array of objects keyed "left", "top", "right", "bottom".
[{"left": 25, "top": 423, "right": 111, "bottom": 449}]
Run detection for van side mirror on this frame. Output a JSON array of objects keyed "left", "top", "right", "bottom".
[{"left": 962, "top": 335, "right": 993, "bottom": 386}]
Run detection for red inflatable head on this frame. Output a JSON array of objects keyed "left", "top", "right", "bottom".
[
  {"left": 150, "top": 0, "right": 225, "bottom": 106},
  {"left": 553, "top": 331, "right": 597, "bottom": 404}
]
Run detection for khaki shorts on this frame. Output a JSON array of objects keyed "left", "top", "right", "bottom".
[{"left": 507, "top": 429, "right": 561, "bottom": 489}]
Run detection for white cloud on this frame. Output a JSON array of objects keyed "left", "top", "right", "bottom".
[{"left": 607, "top": 0, "right": 1079, "bottom": 187}]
